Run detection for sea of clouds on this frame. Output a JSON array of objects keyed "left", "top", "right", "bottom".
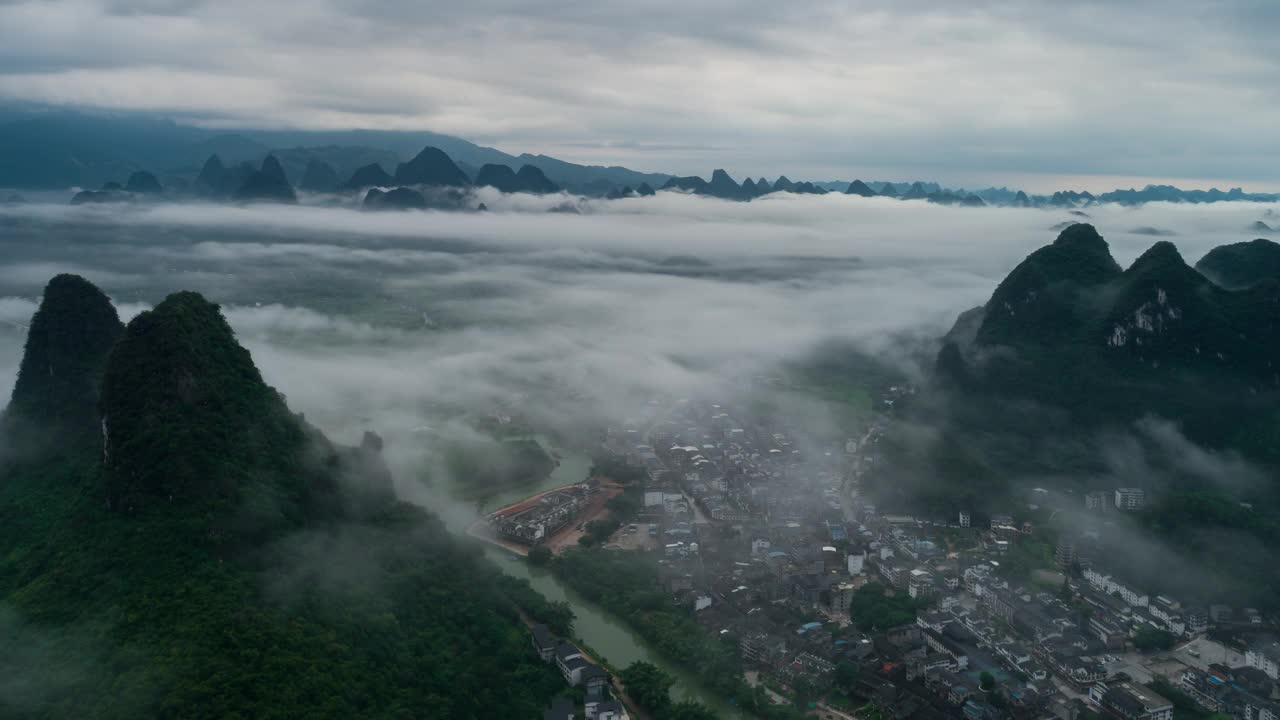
[{"left": 0, "top": 193, "right": 1273, "bottom": 503}]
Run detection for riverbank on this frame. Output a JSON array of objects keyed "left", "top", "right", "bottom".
[
  {"left": 460, "top": 442, "right": 741, "bottom": 716},
  {"left": 483, "top": 544, "right": 742, "bottom": 717},
  {"left": 509, "top": 605, "right": 652, "bottom": 720}
]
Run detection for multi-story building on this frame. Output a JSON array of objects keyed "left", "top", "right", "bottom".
[
  {"left": 1086, "top": 491, "right": 1110, "bottom": 513},
  {"left": 1114, "top": 488, "right": 1146, "bottom": 511},
  {"left": 831, "top": 582, "right": 856, "bottom": 614},
  {"left": 1083, "top": 567, "right": 1149, "bottom": 607},
  {"left": 1184, "top": 607, "right": 1209, "bottom": 634},
  {"left": 1056, "top": 538, "right": 1079, "bottom": 569},
  {"left": 982, "top": 588, "right": 1015, "bottom": 623},
  {"left": 740, "top": 633, "right": 787, "bottom": 667},
  {"left": 1090, "top": 681, "right": 1173, "bottom": 720},
  {"left": 908, "top": 569, "right": 936, "bottom": 600},
  {"left": 1246, "top": 639, "right": 1280, "bottom": 681},
  {"left": 1089, "top": 616, "right": 1127, "bottom": 649}
]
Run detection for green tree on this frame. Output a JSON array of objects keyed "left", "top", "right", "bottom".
[
  {"left": 792, "top": 676, "right": 819, "bottom": 710},
  {"left": 528, "top": 545, "right": 552, "bottom": 566},
  {"left": 834, "top": 660, "right": 860, "bottom": 692},
  {"left": 1134, "top": 626, "right": 1177, "bottom": 652},
  {"left": 980, "top": 671, "right": 995, "bottom": 691},
  {"left": 667, "top": 700, "right": 720, "bottom": 720},
  {"left": 848, "top": 583, "right": 920, "bottom": 630},
  {"left": 620, "top": 661, "right": 674, "bottom": 715}
]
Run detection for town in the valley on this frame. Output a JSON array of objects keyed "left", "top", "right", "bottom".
[{"left": 483, "top": 387, "right": 1279, "bottom": 720}]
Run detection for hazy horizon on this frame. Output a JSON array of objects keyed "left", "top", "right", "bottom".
[{"left": 2, "top": 1, "right": 1277, "bottom": 191}]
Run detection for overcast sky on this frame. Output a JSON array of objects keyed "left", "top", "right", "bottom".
[{"left": 1, "top": 0, "right": 1278, "bottom": 191}]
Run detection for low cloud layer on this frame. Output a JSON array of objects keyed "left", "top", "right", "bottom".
[{"left": 0, "top": 195, "right": 1273, "bottom": 497}]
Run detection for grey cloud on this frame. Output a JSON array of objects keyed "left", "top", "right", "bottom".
[{"left": 1, "top": 1, "right": 1278, "bottom": 185}]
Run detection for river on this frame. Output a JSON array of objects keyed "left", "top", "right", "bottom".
[{"left": 474, "top": 439, "right": 743, "bottom": 717}]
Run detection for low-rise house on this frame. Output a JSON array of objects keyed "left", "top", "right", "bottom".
[
  {"left": 1083, "top": 568, "right": 1149, "bottom": 608},
  {"left": 1062, "top": 658, "right": 1106, "bottom": 688},
  {"left": 1090, "top": 681, "right": 1173, "bottom": 720},
  {"left": 555, "top": 642, "right": 608, "bottom": 689},
  {"left": 532, "top": 624, "right": 558, "bottom": 662}
]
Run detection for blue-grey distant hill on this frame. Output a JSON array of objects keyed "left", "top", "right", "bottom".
[
  {"left": 0, "top": 108, "right": 671, "bottom": 194},
  {"left": 4, "top": 107, "right": 1278, "bottom": 204}
]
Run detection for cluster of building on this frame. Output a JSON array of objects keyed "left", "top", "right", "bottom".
[
  {"left": 587, "top": 389, "right": 1278, "bottom": 720},
  {"left": 491, "top": 484, "right": 592, "bottom": 545},
  {"left": 1179, "top": 660, "right": 1279, "bottom": 720},
  {"left": 532, "top": 624, "right": 630, "bottom": 720}
]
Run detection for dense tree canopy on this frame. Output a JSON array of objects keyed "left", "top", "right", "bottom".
[{"left": 0, "top": 281, "right": 567, "bottom": 719}]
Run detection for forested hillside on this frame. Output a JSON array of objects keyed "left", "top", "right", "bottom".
[{"left": 0, "top": 276, "right": 565, "bottom": 719}]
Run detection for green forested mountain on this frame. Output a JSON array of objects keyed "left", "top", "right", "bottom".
[
  {"left": 6, "top": 274, "right": 123, "bottom": 441},
  {"left": 867, "top": 225, "right": 1280, "bottom": 610},
  {"left": 937, "top": 223, "right": 1280, "bottom": 461},
  {"left": 0, "top": 276, "right": 564, "bottom": 719},
  {"left": 1194, "top": 237, "right": 1280, "bottom": 290}
]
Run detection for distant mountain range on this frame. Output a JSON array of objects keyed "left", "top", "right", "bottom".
[
  {"left": 0, "top": 108, "right": 669, "bottom": 195},
  {"left": 2, "top": 108, "right": 1278, "bottom": 205}
]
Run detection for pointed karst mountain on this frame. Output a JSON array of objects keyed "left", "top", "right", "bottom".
[
  {"left": 1097, "top": 240, "right": 1247, "bottom": 373},
  {"left": 975, "top": 223, "right": 1123, "bottom": 345},
  {"left": 0, "top": 281, "right": 561, "bottom": 717},
  {"left": 99, "top": 290, "right": 391, "bottom": 517},
  {"left": 1251, "top": 220, "right": 1273, "bottom": 233},
  {"left": 772, "top": 176, "right": 796, "bottom": 193},
  {"left": 845, "top": 179, "right": 877, "bottom": 197},
  {"left": 1011, "top": 190, "right": 1031, "bottom": 207},
  {"left": 514, "top": 164, "right": 558, "bottom": 193},
  {"left": 636, "top": 181, "right": 656, "bottom": 196},
  {"left": 706, "top": 169, "right": 744, "bottom": 199},
  {"left": 475, "top": 163, "right": 560, "bottom": 194},
  {"left": 393, "top": 146, "right": 470, "bottom": 187},
  {"left": 877, "top": 182, "right": 899, "bottom": 198},
  {"left": 195, "top": 154, "right": 227, "bottom": 194},
  {"left": 662, "top": 175, "right": 710, "bottom": 193},
  {"left": 1195, "top": 238, "right": 1280, "bottom": 290},
  {"left": 475, "top": 163, "right": 519, "bottom": 192},
  {"left": 299, "top": 159, "right": 339, "bottom": 192},
  {"left": 195, "top": 158, "right": 256, "bottom": 197},
  {"left": 363, "top": 187, "right": 427, "bottom": 210},
  {"left": 234, "top": 155, "right": 297, "bottom": 203},
  {"left": 7, "top": 274, "right": 124, "bottom": 436},
  {"left": 125, "top": 170, "right": 163, "bottom": 194},
  {"left": 937, "top": 224, "right": 1280, "bottom": 458},
  {"left": 741, "top": 178, "right": 759, "bottom": 197},
  {"left": 902, "top": 182, "right": 929, "bottom": 200},
  {"left": 754, "top": 178, "right": 772, "bottom": 194},
  {"left": 343, "top": 162, "right": 394, "bottom": 190}
]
